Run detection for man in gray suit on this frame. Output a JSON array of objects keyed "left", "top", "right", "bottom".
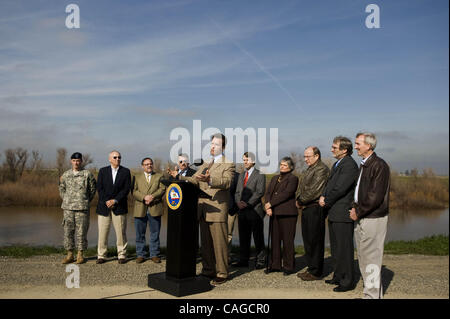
[{"left": 233, "top": 152, "right": 266, "bottom": 269}]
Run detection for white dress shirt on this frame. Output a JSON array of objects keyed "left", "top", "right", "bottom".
[{"left": 111, "top": 166, "right": 119, "bottom": 184}]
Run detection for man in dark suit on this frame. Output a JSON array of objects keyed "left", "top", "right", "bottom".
[
  {"left": 233, "top": 152, "right": 266, "bottom": 269},
  {"left": 173, "top": 153, "right": 196, "bottom": 178},
  {"left": 96, "top": 150, "right": 131, "bottom": 264},
  {"left": 319, "top": 136, "right": 359, "bottom": 292}
]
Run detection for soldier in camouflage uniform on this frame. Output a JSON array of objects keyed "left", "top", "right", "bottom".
[{"left": 59, "top": 152, "right": 97, "bottom": 264}]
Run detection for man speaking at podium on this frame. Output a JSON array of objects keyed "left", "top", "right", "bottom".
[{"left": 170, "top": 133, "right": 235, "bottom": 286}]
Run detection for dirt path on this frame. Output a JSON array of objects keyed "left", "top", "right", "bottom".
[{"left": 0, "top": 254, "right": 448, "bottom": 299}]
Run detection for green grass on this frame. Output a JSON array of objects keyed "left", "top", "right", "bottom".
[
  {"left": 2, "top": 235, "right": 448, "bottom": 258},
  {"left": 384, "top": 234, "right": 449, "bottom": 256}
]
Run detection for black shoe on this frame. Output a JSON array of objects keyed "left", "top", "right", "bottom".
[
  {"left": 283, "top": 269, "right": 295, "bottom": 276},
  {"left": 96, "top": 258, "right": 106, "bottom": 264},
  {"left": 325, "top": 278, "right": 339, "bottom": 285},
  {"left": 232, "top": 261, "right": 249, "bottom": 267},
  {"left": 255, "top": 263, "right": 265, "bottom": 270},
  {"left": 118, "top": 258, "right": 127, "bottom": 264},
  {"left": 264, "top": 268, "right": 280, "bottom": 274},
  {"left": 333, "top": 285, "right": 355, "bottom": 292}
]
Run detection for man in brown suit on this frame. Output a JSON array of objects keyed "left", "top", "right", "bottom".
[
  {"left": 133, "top": 157, "right": 166, "bottom": 264},
  {"left": 173, "top": 133, "right": 235, "bottom": 286}
]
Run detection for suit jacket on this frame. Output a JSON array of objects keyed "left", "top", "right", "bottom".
[
  {"left": 264, "top": 172, "right": 299, "bottom": 216},
  {"left": 132, "top": 172, "right": 166, "bottom": 218},
  {"left": 322, "top": 155, "right": 359, "bottom": 222},
  {"left": 235, "top": 168, "right": 266, "bottom": 219},
  {"left": 180, "top": 155, "right": 235, "bottom": 223},
  {"left": 96, "top": 165, "right": 131, "bottom": 216},
  {"left": 353, "top": 152, "right": 390, "bottom": 219}
]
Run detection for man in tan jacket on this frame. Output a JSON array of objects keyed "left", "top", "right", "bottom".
[
  {"left": 170, "top": 133, "right": 235, "bottom": 285},
  {"left": 133, "top": 157, "right": 166, "bottom": 263}
]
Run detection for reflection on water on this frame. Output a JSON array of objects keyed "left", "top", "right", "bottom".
[{"left": 0, "top": 207, "right": 448, "bottom": 247}]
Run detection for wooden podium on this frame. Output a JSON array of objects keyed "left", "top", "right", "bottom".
[{"left": 147, "top": 180, "right": 212, "bottom": 297}]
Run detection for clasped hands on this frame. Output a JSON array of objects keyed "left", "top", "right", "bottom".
[{"left": 264, "top": 202, "right": 272, "bottom": 216}]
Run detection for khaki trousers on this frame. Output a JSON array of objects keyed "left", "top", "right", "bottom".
[
  {"left": 354, "top": 215, "right": 388, "bottom": 299},
  {"left": 97, "top": 211, "right": 128, "bottom": 259},
  {"left": 227, "top": 213, "right": 237, "bottom": 245},
  {"left": 200, "top": 218, "right": 228, "bottom": 279}
]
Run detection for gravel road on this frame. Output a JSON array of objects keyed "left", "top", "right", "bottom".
[{"left": 0, "top": 253, "right": 448, "bottom": 299}]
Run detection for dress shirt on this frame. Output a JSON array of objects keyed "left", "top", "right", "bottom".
[
  {"left": 354, "top": 153, "right": 373, "bottom": 203},
  {"left": 111, "top": 166, "right": 119, "bottom": 184}
]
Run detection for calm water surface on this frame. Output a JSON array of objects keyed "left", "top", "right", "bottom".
[{"left": 0, "top": 207, "right": 447, "bottom": 248}]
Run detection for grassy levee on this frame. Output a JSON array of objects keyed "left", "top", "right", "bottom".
[
  {"left": 0, "top": 169, "right": 448, "bottom": 209},
  {"left": 1, "top": 235, "right": 447, "bottom": 258}
]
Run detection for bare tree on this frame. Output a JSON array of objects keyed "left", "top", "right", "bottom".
[
  {"left": 30, "top": 150, "right": 43, "bottom": 171},
  {"left": 56, "top": 148, "right": 68, "bottom": 176},
  {"left": 80, "top": 153, "right": 94, "bottom": 170},
  {"left": 3, "top": 148, "right": 28, "bottom": 181}
]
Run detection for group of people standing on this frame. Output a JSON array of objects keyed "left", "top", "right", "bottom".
[{"left": 58, "top": 131, "right": 390, "bottom": 299}]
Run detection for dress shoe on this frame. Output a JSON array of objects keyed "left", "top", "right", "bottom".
[
  {"left": 264, "top": 268, "right": 280, "bottom": 274},
  {"left": 333, "top": 285, "right": 354, "bottom": 292},
  {"left": 136, "top": 257, "right": 145, "bottom": 264},
  {"left": 299, "top": 272, "right": 320, "bottom": 281},
  {"left": 232, "top": 261, "right": 249, "bottom": 267},
  {"left": 283, "top": 269, "right": 295, "bottom": 276},
  {"left": 325, "top": 278, "right": 339, "bottom": 285},
  {"left": 255, "top": 263, "right": 266, "bottom": 270},
  {"left": 118, "top": 258, "right": 127, "bottom": 264},
  {"left": 96, "top": 258, "right": 106, "bottom": 264},
  {"left": 150, "top": 256, "right": 161, "bottom": 263},
  {"left": 211, "top": 277, "right": 227, "bottom": 286}
]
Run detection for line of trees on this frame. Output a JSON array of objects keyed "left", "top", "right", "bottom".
[{"left": 0, "top": 147, "right": 94, "bottom": 183}]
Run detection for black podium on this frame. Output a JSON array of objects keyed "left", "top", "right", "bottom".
[{"left": 148, "top": 180, "right": 212, "bottom": 297}]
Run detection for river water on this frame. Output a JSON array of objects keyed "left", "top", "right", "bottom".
[{"left": 0, "top": 207, "right": 447, "bottom": 248}]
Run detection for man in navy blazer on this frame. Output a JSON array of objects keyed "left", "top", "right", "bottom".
[
  {"left": 96, "top": 150, "right": 131, "bottom": 264},
  {"left": 319, "top": 136, "right": 359, "bottom": 292}
]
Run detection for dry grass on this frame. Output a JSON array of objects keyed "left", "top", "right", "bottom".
[{"left": 0, "top": 169, "right": 448, "bottom": 209}]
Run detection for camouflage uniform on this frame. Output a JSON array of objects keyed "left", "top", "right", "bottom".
[{"left": 59, "top": 169, "right": 97, "bottom": 251}]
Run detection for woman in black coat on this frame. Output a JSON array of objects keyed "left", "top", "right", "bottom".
[{"left": 264, "top": 157, "right": 299, "bottom": 275}]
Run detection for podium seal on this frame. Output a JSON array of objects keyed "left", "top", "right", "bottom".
[{"left": 166, "top": 183, "right": 183, "bottom": 210}]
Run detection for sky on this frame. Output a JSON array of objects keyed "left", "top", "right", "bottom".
[{"left": 0, "top": 0, "right": 448, "bottom": 174}]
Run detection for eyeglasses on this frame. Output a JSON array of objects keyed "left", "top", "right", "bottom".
[{"left": 113, "top": 156, "right": 121, "bottom": 159}]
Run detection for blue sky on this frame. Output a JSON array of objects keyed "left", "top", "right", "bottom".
[{"left": 0, "top": 0, "right": 448, "bottom": 173}]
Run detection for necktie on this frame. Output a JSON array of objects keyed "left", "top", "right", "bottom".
[
  {"left": 243, "top": 171, "right": 249, "bottom": 187},
  {"left": 147, "top": 173, "right": 151, "bottom": 183}
]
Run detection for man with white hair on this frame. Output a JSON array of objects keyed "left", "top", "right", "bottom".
[
  {"left": 350, "top": 132, "right": 390, "bottom": 299},
  {"left": 96, "top": 150, "right": 131, "bottom": 264}
]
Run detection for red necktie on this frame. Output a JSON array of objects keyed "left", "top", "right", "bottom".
[{"left": 243, "top": 171, "right": 249, "bottom": 187}]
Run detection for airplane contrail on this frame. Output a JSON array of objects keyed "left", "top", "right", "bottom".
[{"left": 208, "top": 17, "right": 301, "bottom": 110}]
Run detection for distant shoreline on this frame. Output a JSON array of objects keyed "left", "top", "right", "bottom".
[{"left": 0, "top": 171, "right": 448, "bottom": 209}]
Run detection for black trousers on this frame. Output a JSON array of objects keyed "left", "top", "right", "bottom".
[
  {"left": 328, "top": 220, "right": 355, "bottom": 288},
  {"left": 238, "top": 208, "right": 265, "bottom": 264},
  {"left": 301, "top": 205, "right": 326, "bottom": 277}
]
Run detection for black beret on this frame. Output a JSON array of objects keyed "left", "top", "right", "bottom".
[{"left": 70, "top": 152, "right": 83, "bottom": 160}]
